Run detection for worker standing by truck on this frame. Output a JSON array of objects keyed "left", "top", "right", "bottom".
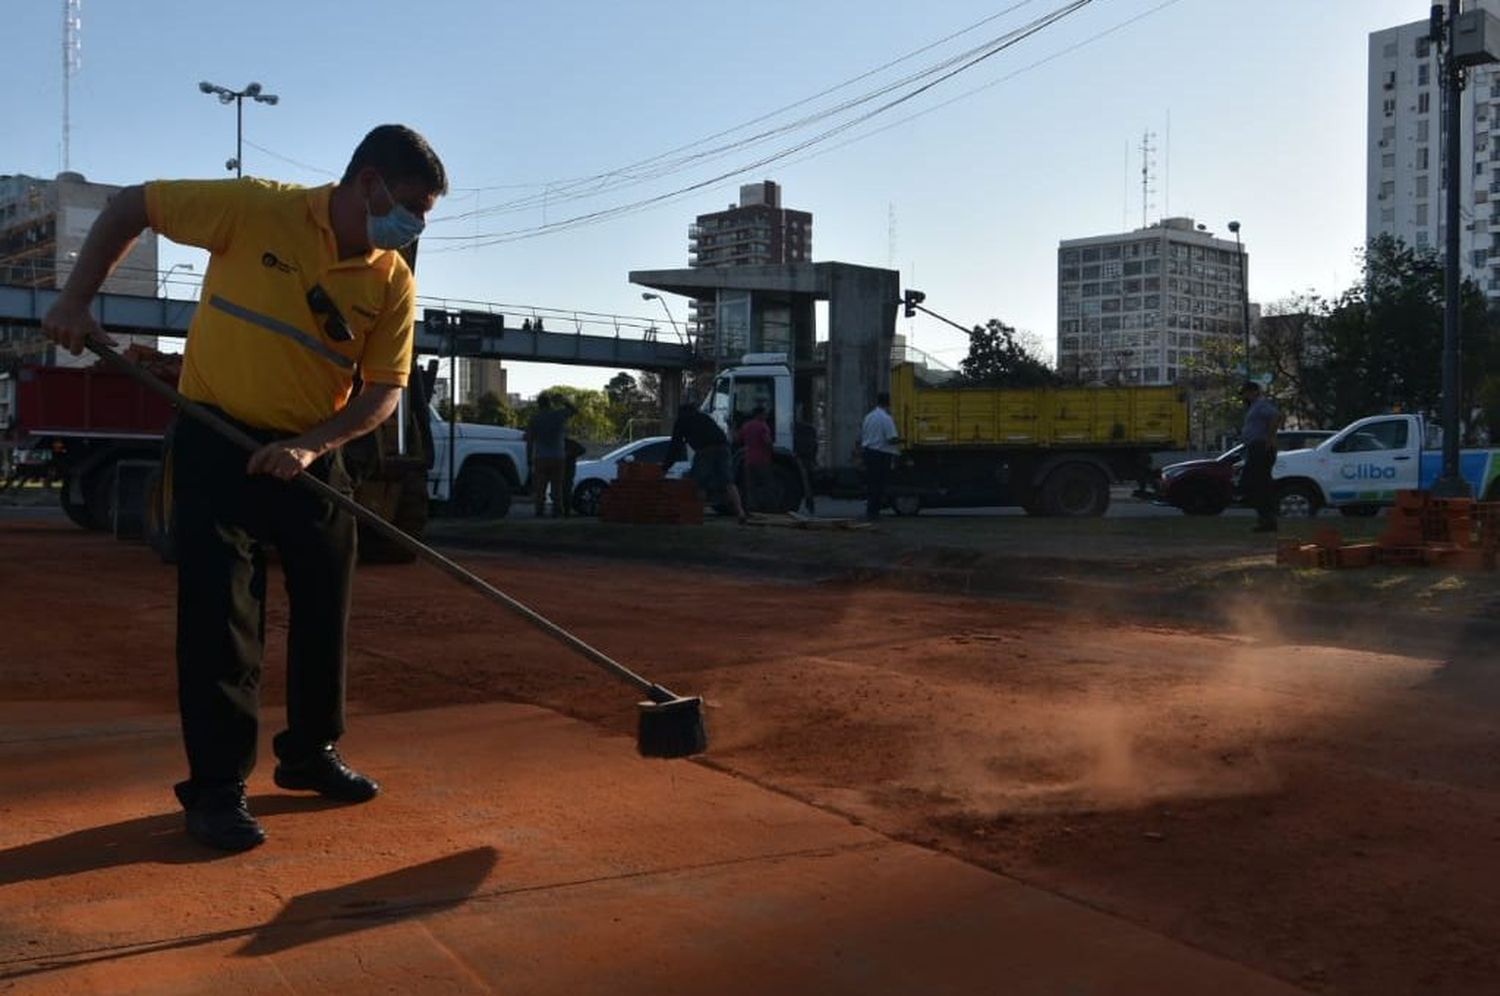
[
  {"left": 526, "top": 392, "right": 576, "bottom": 517},
  {"left": 860, "top": 392, "right": 900, "bottom": 521},
  {"left": 1240, "top": 380, "right": 1282, "bottom": 533},
  {"left": 40, "top": 124, "right": 448, "bottom": 852},
  {"left": 663, "top": 401, "right": 748, "bottom": 522}
]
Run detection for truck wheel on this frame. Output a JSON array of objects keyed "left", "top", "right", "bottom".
[
  {"left": 59, "top": 472, "right": 98, "bottom": 530},
  {"left": 770, "top": 463, "right": 804, "bottom": 513},
  {"left": 1277, "top": 481, "right": 1322, "bottom": 518},
  {"left": 572, "top": 479, "right": 607, "bottom": 516},
  {"left": 359, "top": 471, "right": 428, "bottom": 564},
  {"left": 1040, "top": 464, "right": 1109, "bottom": 517},
  {"left": 144, "top": 457, "right": 176, "bottom": 564},
  {"left": 453, "top": 464, "right": 512, "bottom": 519},
  {"left": 84, "top": 462, "right": 117, "bottom": 532},
  {"left": 890, "top": 493, "right": 921, "bottom": 516},
  {"left": 1180, "top": 486, "right": 1228, "bottom": 516}
]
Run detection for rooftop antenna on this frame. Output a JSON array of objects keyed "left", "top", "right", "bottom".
[
  {"left": 1139, "top": 130, "right": 1157, "bottom": 228},
  {"left": 61, "top": 0, "right": 82, "bottom": 171}
]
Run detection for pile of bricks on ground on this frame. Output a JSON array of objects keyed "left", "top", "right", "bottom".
[
  {"left": 599, "top": 462, "right": 703, "bottom": 525},
  {"left": 1277, "top": 490, "right": 1500, "bottom": 570}
]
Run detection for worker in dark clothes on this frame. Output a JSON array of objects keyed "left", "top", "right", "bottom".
[
  {"left": 860, "top": 392, "right": 900, "bottom": 521},
  {"left": 735, "top": 406, "right": 774, "bottom": 513},
  {"left": 663, "top": 402, "right": 747, "bottom": 522},
  {"left": 793, "top": 417, "right": 818, "bottom": 515},
  {"left": 1240, "top": 380, "right": 1282, "bottom": 533},
  {"left": 40, "top": 125, "right": 448, "bottom": 851},
  {"left": 526, "top": 393, "right": 576, "bottom": 517}
]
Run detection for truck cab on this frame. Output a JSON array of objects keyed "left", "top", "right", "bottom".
[
  {"left": 1274, "top": 413, "right": 1500, "bottom": 515},
  {"left": 701, "top": 355, "right": 808, "bottom": 512}
]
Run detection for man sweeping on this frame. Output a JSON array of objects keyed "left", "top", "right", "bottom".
[{"left": 40, "top": 124, "right": 448, "bottom": 851}]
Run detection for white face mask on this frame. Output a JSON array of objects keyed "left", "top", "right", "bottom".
[{"left": 365, "top": 176, "right": 425, "bottom": 250}]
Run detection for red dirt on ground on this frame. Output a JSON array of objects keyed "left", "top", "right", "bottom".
[{"left": 4, "top": 517, "right": 1500, "bottom": 994}]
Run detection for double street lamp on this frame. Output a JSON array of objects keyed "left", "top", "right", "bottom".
[{"left": 198, "top": 80, "right": 279, "bottom": 178}]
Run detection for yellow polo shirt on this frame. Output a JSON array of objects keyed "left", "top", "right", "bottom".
[{"left": 144, "top": 178, "right": 414, "bottom": 434}]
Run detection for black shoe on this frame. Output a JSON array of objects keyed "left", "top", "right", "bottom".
[
  {"left": 274, "top": 744, "right": 380, "bottom": 802},
  {"left": 174, "top": 780, "right": 266, "bottom": 852}
]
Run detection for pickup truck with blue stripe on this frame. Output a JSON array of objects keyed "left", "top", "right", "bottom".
[{"left": 1272, "top": 413, "right": 1500, "bottom": 516}]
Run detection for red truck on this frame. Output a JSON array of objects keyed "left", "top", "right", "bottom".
[
  {"left": 9, "top": 358, "right": 176, "bottom": 541},
  {"left": 4, "top": 349, "right": 436, "bottom": 561}
]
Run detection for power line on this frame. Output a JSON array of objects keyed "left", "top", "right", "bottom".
[
  {"left": 434, "top": 1, "right": 1057, "bottom": 225},
  {"left": 425, "top": 0, "right": 1098, "bottom": 250},
  {"left": 442, "top": 0, "right": 1042, "bottom": 198}
]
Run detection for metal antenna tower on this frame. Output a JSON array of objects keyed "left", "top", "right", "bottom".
[
  {"left": 62, "top": 0, "right": 82, "bottom": 171},
  {"left": 1138, "top": 130, "right": 1157, "bottom": 228}
]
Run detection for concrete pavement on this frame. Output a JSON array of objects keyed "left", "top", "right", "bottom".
[{"left": 0, "top": 700, "right": 1303, "bottom": 995}]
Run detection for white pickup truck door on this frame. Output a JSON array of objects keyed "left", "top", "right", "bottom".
[{"left": 1321, "top": 417, "right": 1420, "bottom": 505}]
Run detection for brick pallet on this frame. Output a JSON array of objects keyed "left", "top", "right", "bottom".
[
  {"left": 599, "top": 462, "right": 704, "bottom": 526},
  {"left": 1276, "top": 490, "right": 1499, "bottom": 570}
]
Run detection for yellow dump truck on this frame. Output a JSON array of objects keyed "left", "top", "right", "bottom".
[{"left": 704, "top": 355, "right": 1188, "bottom": 516}]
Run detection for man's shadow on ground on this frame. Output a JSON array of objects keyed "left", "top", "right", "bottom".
[
  {"left": 0, "top": 817, "right": 499, "bottom": 982},
  {"left": 0, "top": 794, "right": 347, "bottom": 886}
]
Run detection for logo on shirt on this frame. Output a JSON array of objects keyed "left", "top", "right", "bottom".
[{"left": 261, "top": 251, "right": 298, "bottom": 274}]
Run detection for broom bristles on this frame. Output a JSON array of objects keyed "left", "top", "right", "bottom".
[{"left": 637, "top": 696, "right": 707, "bottom": 758}]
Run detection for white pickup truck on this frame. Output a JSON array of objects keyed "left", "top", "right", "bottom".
[
  {"left": 426, "top": 405, "right": 530, "bottom": 518},
  {"left": 1273, "top": 413, "right": 1500, "bottom": 516}
]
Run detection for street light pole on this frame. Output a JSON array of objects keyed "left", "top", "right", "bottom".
[
  {"left": 198, "top": 81, "right": 279, "bottom": 178},
  {"left": 1435, "top": 3, "right": 1472, "bottom": 497},
  {"left": 1228, "top": 220, "right": 1250, "bottom": 380},
  {"left": 157, "top": 262, "right": 194, "bottom": 295},
  {"left": 641, "top": 292, "right": 683, "bottom": 344}
]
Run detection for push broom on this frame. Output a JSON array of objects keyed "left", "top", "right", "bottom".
[{"left": 85, "top": 338, "right": 707, "bottom": 759}]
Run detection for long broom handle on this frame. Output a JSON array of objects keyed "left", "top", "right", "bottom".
[{"left": 87, "top": 339, "right": 678, "bottom": 704}]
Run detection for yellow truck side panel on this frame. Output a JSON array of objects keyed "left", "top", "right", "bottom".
[{"left": 893, "top": 364, "right": 1188, "bottom": 449}]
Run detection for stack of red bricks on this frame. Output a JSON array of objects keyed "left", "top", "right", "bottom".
[
  {"left": 1276, "top": 490, "right": 1499, "bottom": 570},
  {"left": 599, "top": 462, "right": 704, "bottom": 526}
]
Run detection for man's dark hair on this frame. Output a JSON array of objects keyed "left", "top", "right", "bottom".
[
  {"left": 876, "top": 392, "right": 891, "bottom": 407},
  {"left": 1240, "top": 380, "right": 1261, "bottom": 394},
  {"left": 342, "top": 124, "right": 448, "bottom": 195}
]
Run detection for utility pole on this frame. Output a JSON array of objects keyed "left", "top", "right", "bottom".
[{"left": 1431, "top": 2, "right": 1500, "bottom": 496}]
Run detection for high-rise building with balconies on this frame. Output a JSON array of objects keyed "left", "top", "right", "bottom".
[
  {"left": 686, "top": 181, "right": 811, "bottom": 358},
  {"left": 1368, "top": 2, "right": 1500, "bottom": 297}
]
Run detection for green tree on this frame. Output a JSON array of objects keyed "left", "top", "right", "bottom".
[
  {"left": 534, "top": 385, "right": 615, "bottom": 441},
  {"left": 473, "top": 391, "right": 512, "bottom": 426},
  {"left": 958, "top": 319, "right": 1058, "bottom": 388},
  {"left": 603, "top": 371, "right": 661, "bottom": 437}
]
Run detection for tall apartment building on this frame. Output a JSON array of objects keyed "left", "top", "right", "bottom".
[
  {"left": 461, "top": 358, "right": 508, "bottom": 405},
  {"left": 1, "top": 171, "right": 159, "bottom": 366},
  {"left": 1056, "top": 217, "right": 1248, "bottom": 386},
  {"left": 686, "top": 181, "right": 811, "bottom": 359},
  {"left": 1368, "top": 1, "right": 1500, "bottom": 296}
]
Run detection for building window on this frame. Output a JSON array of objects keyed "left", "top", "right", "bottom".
[
  {"left": 1416, "top": 174, "right": 1429, "bottom": 198},
  {"left": 1418, "top": 119, "right": 1429, "bottom": 141},
  {"left": 1417, "top": 146, "right": 1429, "bottom": 170},
  {"left": 1416, "top": 230, "right": 1430, "bottom": 246},
  {"left": 1416, "top": 36, "right": 1431, "bottom": 58},
  {"left": 1102, "top": 260, "right": 1122, "bottom": 277},
  {"left": 1416, "top": 202, "right": 1429, "bottom": 225},
  {"left": 1418, "top": 64, "right": 1429, "bottom": 86},
  {"left": 1385, "top": 40, "right": 1398, "bottom": 58},
  {"left": 1383, "top": 152, "right": 1396, "bottom": 169},
  {"left": 1419, "top": 92, "right": 1431, "bottom": 114}
]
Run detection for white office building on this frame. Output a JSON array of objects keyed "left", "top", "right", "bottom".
[
  {"left": 1368, "top": 1, "right": 1500, "bottom": 297},
  {"left": 1056, "top": 217, "right": 1248, "bottom": 387}
]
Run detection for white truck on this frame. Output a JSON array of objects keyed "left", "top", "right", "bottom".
[
  {"left": 426, "top": 406, "right": 530, "bottom": 518},
  {"left": 1273, "top": 413, "right": 1500, "bottom": 516}
]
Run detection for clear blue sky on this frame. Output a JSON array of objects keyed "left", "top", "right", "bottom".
[{"left": 3, "top": 0, "right": 1424, "bottom": 396}]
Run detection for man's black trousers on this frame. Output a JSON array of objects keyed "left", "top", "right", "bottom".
[
  {"left": 863, "top": 447, "right": 891, "bottom": 518},
  {"left": 172, "top": 412, "right": 355, "bottom": 788},
  {"left": 1243, "top": 439, "right": 1277, "bottom": 526}
]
